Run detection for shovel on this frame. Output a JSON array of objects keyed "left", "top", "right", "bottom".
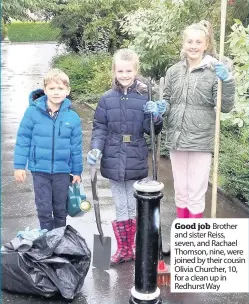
[{"left": 91, "top": 165, "right": 111, "bottom": 270}]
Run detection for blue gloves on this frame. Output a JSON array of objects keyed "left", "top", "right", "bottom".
[
  {"left": 87, "top": 149, "right": 102, "bottom": 165},
  {"left": 144, "top": 100, "right": 167, "bottom": 116},
  {"left": 143, "top": 101, "right": 159, "bottom": 117},
  {"left": 215, "top": 63, "right": 229, "bottom": 81},
  {"left": 17, "top": 227, "right": 48, "bottom": 241},
  {"left": 157, "top": 100, "right": 167, "bottom": 115}
]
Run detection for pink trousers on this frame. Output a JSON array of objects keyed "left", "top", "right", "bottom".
[{"left": 170, "top": 151, "right": 212, "bottom": 214}]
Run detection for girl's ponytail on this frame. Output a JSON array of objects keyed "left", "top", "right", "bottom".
[{"left": 199, "top": 20, "right": 218, "bottom": 58}]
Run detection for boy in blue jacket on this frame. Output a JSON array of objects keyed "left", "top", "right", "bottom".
[{"left": 14, "top": 68, "right": 83, "bottom": 231}]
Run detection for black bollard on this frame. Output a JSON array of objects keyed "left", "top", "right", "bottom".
[{"left": 129, "top": 179, "right": 164, "bottom": 304}]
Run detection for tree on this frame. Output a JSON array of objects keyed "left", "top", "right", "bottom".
[
  {"left": 205, "top": 0, "right": 248, "bottom": 47},
  {"left": 121, "top": 0, "right": 249, "bottom": 79},
  {"left": 2, "top": 0, "right": 59, "bottom": 23},
  {"left": 50, "top": 0, "right": 151, "bottom": 53},
  {"left": 122, "top": 0, "right": 211, "bottom": 78},
  {"left": 2, "top": 0, "right": 32, "bottom": 22},
  {"left": 1, "top": 18, "right": 8, "bottom": 40}
]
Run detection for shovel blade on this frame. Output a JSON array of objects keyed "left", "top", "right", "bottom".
[{"left": 92, "top": 234, "right": 112, "bottom": 270}]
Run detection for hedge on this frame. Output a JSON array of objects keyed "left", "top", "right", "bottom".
[
  {"left": 218, "top": 123, "right": 249, "bottom": 203},
  {"left": 7, "top": 22, "right": 60, "bottom": 42},
  {"left": 52, "top": 53, "right": 112, "bottom": 100}
]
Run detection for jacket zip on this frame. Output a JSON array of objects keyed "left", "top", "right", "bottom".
[
  {"left": 51, "top": 123, "right": 55, "bottom": 173},
  {"left": 51, "top": 115, "right": 61, "bottom": 173},
  {"left": 192, "top": 71, "right": 203, "bottom": 95},
  {"left": 58, "top": 121, "right": 62, "bottom": 136},
  {"left": 39, "top": 108, "right": 61, "bottom": 174},
  {"left": 176, "top": 70, "right": 189, "bottom": 150}
]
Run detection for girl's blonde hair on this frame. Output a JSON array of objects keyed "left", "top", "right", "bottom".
[
  {"left": 199, "top": 20, "right": 217, "bottom": 57},
  {"left": 112, "top": 48, "right": 140, "bottom": 75},
  {"left": 181, "top": 21, "right": 217, "bottom": 59},
  {"left": 44, "top": 68, "right": 70, "bottom": 87}
]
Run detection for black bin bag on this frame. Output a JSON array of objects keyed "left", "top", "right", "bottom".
[{"left": 1, "top": 225, "right": 91, "bottom": 300}]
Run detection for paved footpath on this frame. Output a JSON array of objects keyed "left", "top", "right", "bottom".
[{"left": 1, "top": 42, "right": 248, "bottom": 304}]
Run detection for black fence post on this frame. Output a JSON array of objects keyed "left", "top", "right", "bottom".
[{"left": 129, "top": 179, "right": 164, "bottom": 304}]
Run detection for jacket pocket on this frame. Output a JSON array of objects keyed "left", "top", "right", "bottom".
[
  {"left": 166, "top": 107, "right": 178, "bottom": 128},
  {"left": 191, "top": 110, "right": 215, "bottom": 130},
  {"left": 130, "top": 140, "right": 148, "bottom": 161},
  {"left": 194, "top": 78, "right": 214, "bottom": 98},
  {"left": 58, "top": 121, "right": 72, "bottom": 137}
]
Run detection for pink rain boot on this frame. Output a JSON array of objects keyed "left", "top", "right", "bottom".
[
  {"left": 176, "top": 207, "right": 189, "bottom": 218},
  {"left": 111, "top": 220, "right": 133, "bottom": 265},
  {"left": 130, "top": 218, "right": 136, "bottom": 260}
]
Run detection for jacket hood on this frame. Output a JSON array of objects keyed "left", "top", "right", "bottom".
[
  {"left": 182, "top": 54, "right": 233, "bottom": 72},
  {"left": 183, "top": 55, "right": 219, "bottom": 71},
  {"left": 201, "top": 55, "right": 219, "bottom": 70},
  {"left": 29, "top": 89, "right": 46, "bottom": 106},
  {"left": 28, "top": 89, "right": 72, "bottom": 111},
  {"left": 198, "top": 55, "right": 233, "bottom": 72},
  {"left": 112, "top": 78, "right": 153, "bottom": 97}
]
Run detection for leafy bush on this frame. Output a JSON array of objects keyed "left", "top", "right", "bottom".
[
  {"left": 53, "top": 54, "right": 95, "bottom": 96},
  {"left": 86, "top": 56, "right": 112, "bottom": 94},
  {"left": 218, "top": 122, "right": 249, "bottom": 203},
  {"left": 7, "top": 22, "right": 59, "bottom": 42},
  {"left": 218, "top": 21, "right": 249, "bottom": 204},
  {"left": 52, "top": 53, "right": 112, "bottom": 99},
  {"left": 222, "top": 20, "right": 249, "bottom": 127},
  {"left": 75, "top": 93, "right": 103, "bottom": 105}
]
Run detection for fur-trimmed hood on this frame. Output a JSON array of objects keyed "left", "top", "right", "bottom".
[{"left": 112, "top": 78, "right": 148, "bottom": 95}]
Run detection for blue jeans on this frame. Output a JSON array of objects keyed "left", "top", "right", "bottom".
[{"left": 32, "top": 172, "right": 70, "bottom": 231}]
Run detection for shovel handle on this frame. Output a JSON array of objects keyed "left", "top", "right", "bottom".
[
  {"left": 91, "top": 165, "right": 105, "bottom": 239},
  {"left": 94, "top": 205, "right": 104, "bottom": 237},
  {"left": 148, "top": 80, "right": 157, "bottom": 181},
  {"left": 155, "top": 77, "right": 165, "bottom": 176},
  {"left": 211, "top": 0, "right": 227, "bottom": 218},
  {"left": 91, "top": 165, "right": 98, "bottom": 203}
]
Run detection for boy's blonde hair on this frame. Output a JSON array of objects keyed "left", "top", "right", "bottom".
[
  {"left": 43, "top": 68, "right": 70, "bottom": 87},
  {"left": 112, "top": 48, "right": 140, "bottom": 74}
]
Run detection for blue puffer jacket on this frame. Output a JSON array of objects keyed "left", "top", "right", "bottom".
[
  {"left": 14, "top": 89, "right": 83, "bottom": 175},
  {"left": 91, "top": 81, "right": 163, "bottom": 181}
]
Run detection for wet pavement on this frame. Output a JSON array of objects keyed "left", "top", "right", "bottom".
[{"left": 1, "top": 43, "right": 249, "bottom": 304}]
